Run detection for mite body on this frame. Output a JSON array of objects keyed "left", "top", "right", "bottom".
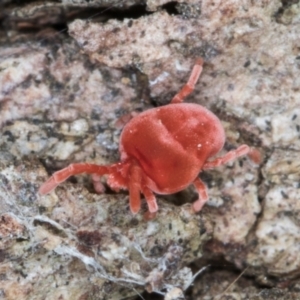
[{"left": 39, "top": 58, "right": 257, "bottom": 215}]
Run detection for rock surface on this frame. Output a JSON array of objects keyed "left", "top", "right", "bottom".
[{"left": 1, "top": 0, "right": 300, "bottom": 299}]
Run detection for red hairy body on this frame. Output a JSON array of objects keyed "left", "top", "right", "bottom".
[
  {"left": 39, "top": 58, "right": 259, "bottom": 216},
  {"left": 120, "top": 103, "right": 224, "bottom": 194}
]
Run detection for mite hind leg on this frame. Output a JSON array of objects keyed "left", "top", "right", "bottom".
[{"left": 203, "top": 145, "right": 251, "bottom": 170}]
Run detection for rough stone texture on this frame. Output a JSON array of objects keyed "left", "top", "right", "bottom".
[
  {"left": 1, "top": 0, "right": 300, "bottom": 299},
  {"left": 69, "top": 12, "right": 193, "bottom": 68},
  {"left": 0, "top": 157, "right": 212, "bottom": 299},
  {"left": 0, "top": 36, "right": 144, "bottom": 168},
  {"left": 192, "top": 269, "right": 300, "bottom": 300},
  {"left": 61, "top": 0, "right": 141, "bottom": 8}
]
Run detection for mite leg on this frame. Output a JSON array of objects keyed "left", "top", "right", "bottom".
[
  {"left": 141, "top": 185, "right": 158, "bottom": 220},
  {"left": 115, "top": 111, "right": 139, "bottom": 129},
  {"left": 192, "top": 177, "right": 208, "bottom": 212},
  {"left": 141, "top": 184, "right": 158, "bottom": 213},
  {"left": 39, "top": 163, "right": 109, "bottom": 195},
  {"left": 128, "top": 163, "right": 142, "bottom": 214},
  {"left": 202, "top": 145, "right": 251, "bottom": 170},
  {"left": 247, "top": 148, "right": 262, "bottom": 164},
  {"left": 171, "top": 58, "right": 204, "bottom": 104},
  {"left": 91, "top": 174, "right": 105, "bottom": 194}
]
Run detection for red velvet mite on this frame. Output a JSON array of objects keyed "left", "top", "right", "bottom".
[{"left": 39, "top": 58, "right": 259, "bottom": 215}]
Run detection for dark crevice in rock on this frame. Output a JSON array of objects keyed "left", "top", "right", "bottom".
[
  {"left": 274, "top": 0, "right": 299, "bottom": 23},
  {"left": 161, "top": 1, "right": 180, "bottom": 15}
]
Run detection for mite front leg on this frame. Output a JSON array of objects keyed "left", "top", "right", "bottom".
[
  {"left": 141, "top": 184, "right": 158, "bottom": 213},
  {"left": 202, "top": 145, "right": 250, "bottom": 170},
  {"left": 141, "top": 184, "right": 158, "bottom": 220},
  {"left": 171, "top": 58, "right": 204, "bottom": 104},
  {"left": 192, "top": 177, "right": 208, "bottom": 212},
  {"left": 128, "top": 163, "right": 142, "bottom": 214},
  {"left": 39, "top": 163, "right": 109, "bottom": 195}
]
